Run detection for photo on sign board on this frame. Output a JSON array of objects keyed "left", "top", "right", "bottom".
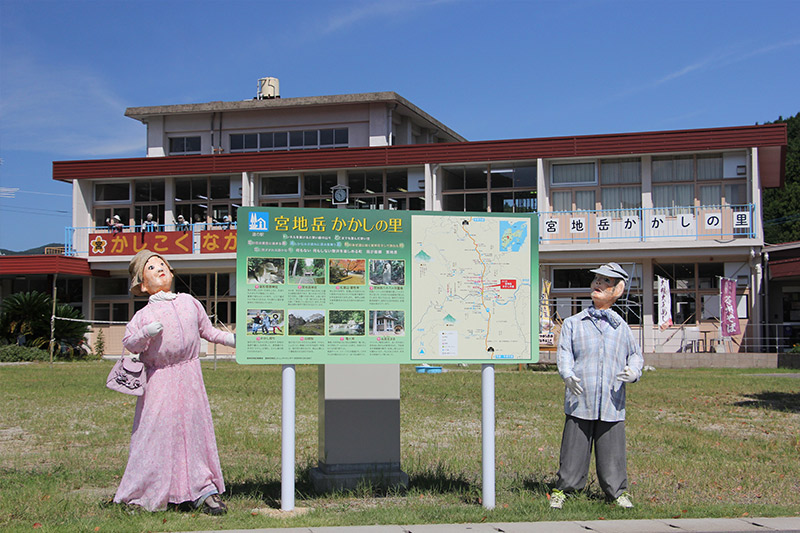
[
  {"left": 369, "top": 259, "right": 405, "bottom": 286},
  {"left": 329, "top": 258, "right": 366, "bottom": 285},
  {"left": 287, "top": 309, "right": 326, "bottom": 336},
  {"left": 246, "top": 309, "right": 284, "bottom": 336},
  {"left": 369, "top": 310, "right": 405, "bottom": 336},
  {"left": 287, "top": 258, "right": 326, "bottom": 285},
  {"left": 247, "top": 257, "right": 285, "bottom": 285},
  {"left": 328, "top": 310, "right": 366, "bottom": 336}
]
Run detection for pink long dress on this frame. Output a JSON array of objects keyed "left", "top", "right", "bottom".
[{"left": 114, "top": 293, "right": 230, "bottom": 511}]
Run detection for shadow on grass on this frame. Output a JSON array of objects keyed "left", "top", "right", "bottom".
[
  {"left": 734, "top": 391, "right": 800, "bottom": 413},
  {"left": 226, "top": 463, "right": 481, "bottom": 505}
]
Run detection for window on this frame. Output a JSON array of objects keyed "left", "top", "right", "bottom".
[
  {"left": 261, "top": 176, "right": 299, "bottom": 196},
  {"left": 652, "top": 155, "right": 693, "bottom": 182},
  {"left": 653, "top": 184, "right": 693, "bottom": 214},
  {"left": 697, "top": 154, "right": 723, "bottom": 180},
  {"left": 169, "top": 136, "right": 201, "bottom": 155},
  {"left": 230, "top": 128, "right": 348, "bottom": 152},
  {"left": 134, "top": 180, "right": 165, "bottom": 202},
  {"left": 551, "top": 162, "right": 596, "bottom": 185},
  {"left": 601, "top": 186, "right": 641, "bottom": 213},
  {"left": 175, "top": 176, "right": 235, "bottom": 227},
  {"left": 600, "top": 158, "right": 641, "bottom": 185},
  {"left": 303, "top": 173, "right": 339, "bottom": 196},
  {"left": 95, "top": 183, "right": 130, "bottom": 202}
]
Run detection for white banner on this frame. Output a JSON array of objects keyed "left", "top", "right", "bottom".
[{"left": 658, "top": 276, "right": 673, "bottom": 330}]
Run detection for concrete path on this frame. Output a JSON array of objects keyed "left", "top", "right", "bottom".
[{"left": 186, "top": 516, "right": 800, "bottom": 533}]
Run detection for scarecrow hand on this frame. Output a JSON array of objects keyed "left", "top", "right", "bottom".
[
  {"left": 565, "top": 376, "right": 583, "bottom": 395},
  {"left": 145, "top": 321, "right": 163, "bottom": 338},
  {"left": 222, "top": 332, "right": 235, "bottom": 348},
  {"left": 616, "top": 366, "right": 636, "bottom": 382}
]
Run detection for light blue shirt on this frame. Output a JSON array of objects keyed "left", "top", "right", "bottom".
[{"left": 556, "top": 307, "right": 643, "bottom": 422}]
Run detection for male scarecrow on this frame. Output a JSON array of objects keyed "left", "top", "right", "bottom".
[{"left": 550, "top": 262, "right": 643, "bottom": 509}]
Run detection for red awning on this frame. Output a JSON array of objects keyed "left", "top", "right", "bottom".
[{"left": 0, "top": 255, "right": 108, "bottom": 277}]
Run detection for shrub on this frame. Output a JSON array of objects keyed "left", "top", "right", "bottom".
[{"left": 0, "top": 345, "right": 49, "bottom": 362}]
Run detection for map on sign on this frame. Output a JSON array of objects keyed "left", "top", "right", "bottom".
[{"left": 411, "top": 215, "right": 533, "bottom": 361}]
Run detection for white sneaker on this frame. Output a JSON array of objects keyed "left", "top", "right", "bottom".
[
  {"left": 614, "top": 492, "right": 634, "bottom": 508},
  {"left": 550, "top": 489, "right": 566, "bottom": 509}
]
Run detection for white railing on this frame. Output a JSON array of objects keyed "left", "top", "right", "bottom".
[{"left": 539, "top": 204, "right": 755, "bottom": 243}]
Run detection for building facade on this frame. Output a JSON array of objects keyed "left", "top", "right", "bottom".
[{"left": 43, "top": 86, "right": 788, "bottom": 355}]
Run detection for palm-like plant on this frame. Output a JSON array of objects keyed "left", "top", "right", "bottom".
[{"left": 0, "top": 291, "right": 90, "bottom": 357}]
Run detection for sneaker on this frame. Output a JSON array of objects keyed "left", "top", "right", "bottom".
[
  {"left": 201, "top": 493, "right": 228, "bottom": 515},
  {"left": 550, "top": 489, "right": 566, "bottom": 509},
  {"left": 614, "top": 492, "right": 634, "bottom": 508}
]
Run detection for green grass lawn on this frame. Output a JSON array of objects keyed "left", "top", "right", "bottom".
[{"left": 1, "top": 362, "right": 798, "bottom": 532}]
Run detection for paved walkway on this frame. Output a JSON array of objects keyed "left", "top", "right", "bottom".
[{"left": 187, "top": 516, "right": 800, "bottom": 533}]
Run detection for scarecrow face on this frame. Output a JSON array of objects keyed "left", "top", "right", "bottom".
[
  {"left": 590, "top": 274, "right": 624, "bottom": 310},
  {"left": 140, "top": 256, "right": 173, "bottom": 295}
]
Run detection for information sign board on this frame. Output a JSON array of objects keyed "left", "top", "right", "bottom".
[{"left": 236, "top": 207, "right": 538, "bottom": 364}]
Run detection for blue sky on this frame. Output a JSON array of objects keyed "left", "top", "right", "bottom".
[{"left": 1, "top": 0, "right": 798, "bottom": 251}]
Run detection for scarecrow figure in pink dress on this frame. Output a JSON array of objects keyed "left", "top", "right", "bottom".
[{"left": 114, "top": 250, "right": 234, "bottom": 515}]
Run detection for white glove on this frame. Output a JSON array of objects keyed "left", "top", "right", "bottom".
[
  {"left": 565, "top": 375, "right": 583, "bottom": 395},
  {"left": 616, "top": 365, "right": 637, "bottom": 382},
  {"left": 144, "top": 321, "right": 163, "bottom": 338},
  {"left": 222, "top": 332, "right": 235, "bottom": 348}
]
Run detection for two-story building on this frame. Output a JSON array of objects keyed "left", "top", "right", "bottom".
[{"left": 30, "top": 80, "right": 790, "bottom": 354}]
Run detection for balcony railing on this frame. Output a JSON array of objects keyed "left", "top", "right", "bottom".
[
  {"left": 65, "top": 223, "right": 237, "bottom": 257},
  {"left": 538, "top": 204, "right": 755, "bottom": 243}
]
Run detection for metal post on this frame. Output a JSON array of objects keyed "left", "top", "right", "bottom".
[
  {"left": 281, "top": 364, "right": 296, "bottom": 511},
  {"left": 213, "top": 272, "right": 218, "bottom": 370},
  {"left": 49, "top": 274, "right": 58, "bottom": 365},
  {"left": 481, "top": 363, "right": 495, "bottom": 510}
]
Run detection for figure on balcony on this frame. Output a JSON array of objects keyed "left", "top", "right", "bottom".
[
  {"left": 549, "top": 262, "right": 643, "bottom": 510},
  {"left": 141, "top": 213, "right": 158, "bottom": 232},
  {"left": 114, "top": 250, "right": 235, "bottom": 515},
  {"left": 109, "top": 215, "right": 124, "bottom": 233},
  {"left": 175, "top": 214, "right": 189, "bottom": 232}
]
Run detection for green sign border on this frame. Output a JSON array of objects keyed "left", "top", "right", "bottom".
[{"left": 235, "top": 207, "right": 538, "bottom": 365}]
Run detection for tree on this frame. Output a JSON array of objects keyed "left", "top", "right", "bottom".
[
  {"left": 0, "top": 291, "right": 90, "bottom": 357},
  {"left": 762, "top": 112, "right": 800, "bottom": 244}
]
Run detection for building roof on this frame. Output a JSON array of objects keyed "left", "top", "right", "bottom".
[
  {"left": 125, "top": 91, "right": 467, "bottom": 143},
  {"left": 53, "top": 123, "right": 788, "bottom": 186},
  {"left": 0, "top": 255, "right": 108, "bottom": 277}
]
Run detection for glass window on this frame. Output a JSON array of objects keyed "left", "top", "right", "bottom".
[
  {"left": 386, "top": 170, "right": 408, "bottom": 193},
  {"left": 134, "top": 180, "right": 165, "bottom": 202},
  {"left": 652, "top": 155, "right": 693, "bottom": 182},
  {"left": 553, "top": 268, "right": 594, "bottom": 289},
  {"left": 442, "top": 194, "right": 464, "bottom": 211},
  {"left": 274, "top": 132, "right": 288, "bottom": 148},
  {"left": 320, "top": 129, "right": 334, "bottom": 146},
  {"left": 260, "top": 132, "right": 274, "bottom": 149},
  {"left": 94, "top": 278, "right": 129, "bottom": 296},
  {"left": 465, "top": 193, "right": 487, "bottom": 211},
  {"left": 169, "top": 136, "right": 201, "bottom": 154},
  {"left": 552, "top": 162, "right": 595, "bottom": 185},
  {"left": 303, "top": 130, "right": 317, "bottom": 146},
  {"left": 261, "top": 176, "right": 299, "bottom": 196},
  {"left": 334, "top": 128, "right": 348, "bottom": 145},
  {"left": 490, "top": 168, "right": 513, "bottom": 188},
  {"left": 575, "top": 190, "right": 595, "bottom": 211},
  {"left": 725, "top": 183, "right": 747, "bottom": 205},
  {"left": 601, "top": 158, "right": 641, "bottom": 184},
  {"left": 653, "top": 184, "right": 694, "bottom": 209},
  {"left": 348, "top": 171, "right": 366, "bottom": 194},
  {"left": 698, "top": 263, "right": 723, "bottom": 289},
  {"left": 95, "top": 183, "right": 129, "bottom": 202},
  {"left": 655, "top": 263, "right": 695, "bottom": 290},
  {"left": 289, "top": 131, "right": 304, "bottom": 148},
  {"left": 700, "top": 185, "right": 721, "bottom": 206},
  {"left": 697, "top": 154, "right": 723, "bottom": 180},
  {"left": 210, "top": 177, "right": 230, "bottom": 199},
  {"left": 552, "top": 191, "right": 571, "bottom": 211},
  {"left": 230, "top": 134, "right": 244, "bottom": 151},
  {"left": 601, "top": 186, "right": 641, "bottom": 211},
  {"left": 366, "top": 171, "right": 383, "bottom": 193}
]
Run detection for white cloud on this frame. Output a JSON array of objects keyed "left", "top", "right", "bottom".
[
  {"left": 313, "top": 0, "right": 458, "bottom": 37},
  {"left": 0, "top": 52, "right": 144, "bottom": 157}
]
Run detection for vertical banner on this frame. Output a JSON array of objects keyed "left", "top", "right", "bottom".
[
  {"left": 236, "top": 207, "right": 538, "bottom": 365},
  {"left": 657, "top": 276, "right": 673, "bottom": 330},
  {"left": 719, "top": 277, "right": 741, "bottom": 337},
  {"left": 539, "top": 279, "right": 554, "bottom": 346}
]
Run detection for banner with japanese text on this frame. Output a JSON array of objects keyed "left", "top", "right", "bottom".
[
  {"left": 657, "top": 276, "right": 673, "bottom": 330},
  {"left": 89, "top": 231, "right": 194, "bottom": 256},
  {"left": 719, "top": 277, "right": 741, "bottom": 337},
  {"left": 236, "top": 207, "right": 538, "bottom": 365}
]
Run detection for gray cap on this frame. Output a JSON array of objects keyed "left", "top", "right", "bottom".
[{"left": 590, "top": 262, "right": 629, "bottom": 281}]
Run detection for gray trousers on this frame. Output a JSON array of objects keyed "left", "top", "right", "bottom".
[{"left": 555, "top": 415, "right": 628, "bottom": 499}]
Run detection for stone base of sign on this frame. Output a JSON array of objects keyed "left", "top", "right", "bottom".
[{"left": 310, "top": 461, "right": 409, "bottom": 492}]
